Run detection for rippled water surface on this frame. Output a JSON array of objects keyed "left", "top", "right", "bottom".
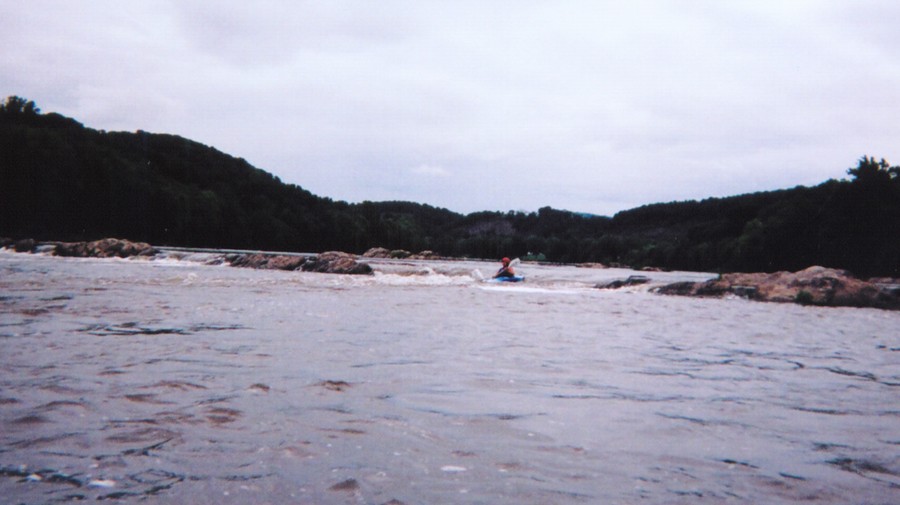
[{"left": 1, "top": 251, "right": 898, "bottom": 504}]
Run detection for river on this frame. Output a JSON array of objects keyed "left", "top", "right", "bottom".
[{"left": 1, "top": 250, "right": 898, "bottom": 504}]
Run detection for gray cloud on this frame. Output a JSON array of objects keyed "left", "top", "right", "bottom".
[{"left": 2, "top": 0, "right": 898, "bottom": 215}]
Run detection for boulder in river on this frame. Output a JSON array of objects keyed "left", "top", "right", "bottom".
[
  {"left": 655, "top": 266, "right": 900, "bottom": 310},
  {"left": 227, "top": 254, "right": 307, "bottom": 271},
  {"left": 53, "top": 238, "right": 158, "bottom": 258},
  {"left": 14, "top": 238, "right": 36, "bottom": 253},
  {"left": 362, "top": 247, "right": 392, "bottom": 258},
  {"left": 595, "top": 275, "right": 651, "bottom": 289},
  {"left": 301, "top": 251, "right": 373, "bottom": 275}
]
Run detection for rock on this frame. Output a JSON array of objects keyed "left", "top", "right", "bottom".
[
  {"left": 54, "top": 238, "right": 157, "bottom": 258},
  {"left": 1, "top": 237, "right": 15, "bottom": 249},
  {"left": 362, "top": 247, "right": 392, "bottom": 258},
  {"left": 656, "top": 266, "right": 900, "bottom": 310},
  {"left": 595, "top": 275, "right": 651, "bottom": 289},
  {"left": 228, "top": 254, "right": 306, "bottom": 271},
  {"left": 410, "top": 250, "right": 441, "bottom": 260},
  {"left": 364, "top": 247, "right": 442, "bottom": 260},
  {"left": 301, "top": 251, "right": 373, "bottom": 275},
  {"left": 14, "top": 238, "right": 36, "bottom": 252}
]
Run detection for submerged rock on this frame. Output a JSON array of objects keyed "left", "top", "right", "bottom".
[
  {"left": 595, "top": 275, "right": 651, "bottom": 289},
  {"left": 656, "top": 266, "right": 900, "bottom": 310}
]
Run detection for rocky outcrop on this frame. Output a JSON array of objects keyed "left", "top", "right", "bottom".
[
  {"left": 362, "top": 247, "right": 443, "bottom": 260},
  {"left": 53, "top": 238, "right": 158, "bottom": 258},
  {"left": 300, "top": 251, "right": 373, "bottom": 275},
  {"left": 227, "top": 251, "right": 372, "bottom": 275},
  {"left": 227, "top": 253, "right": 307, "bottom": 271},
  {"left": 656, "top": 266, "right": 900, "bottom": 310},
  {"left": 4, "top": 237, "right": 372, "bottom": 275},
  {"left": 362, "top": 247, "right": 392, "bottom": 258},
  {"left": 595, "top": 275, "right": 650, "bottom": 289},
  {"left": 2, "top": 237, "right": 158, "bottom": 258}
]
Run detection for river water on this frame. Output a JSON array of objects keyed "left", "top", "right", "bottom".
[{"left": 1, "top": 250, "right": 898, "bottom": 504}]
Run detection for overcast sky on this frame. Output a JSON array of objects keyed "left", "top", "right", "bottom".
[{"left": 2, "top": 1, "right": 898, "bottom": 216}]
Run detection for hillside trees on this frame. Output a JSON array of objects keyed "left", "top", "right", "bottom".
[{"left": 1, "top": 96, "right": 897, "bottom": 276}]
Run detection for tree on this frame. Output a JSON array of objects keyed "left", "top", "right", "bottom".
[
  {"left": 847, "top": 155, "right": 894, "bottom": 184},
  {"left": 0, "top": 96, "right": 40, "bottom": 116}
]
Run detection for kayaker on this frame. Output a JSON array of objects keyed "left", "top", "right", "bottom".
[{"left": 494, "top": 257, "right": 516, "bottom": 279}]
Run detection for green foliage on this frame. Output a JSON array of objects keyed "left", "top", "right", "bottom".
[
  {"left": 1, "top": 97, "right": 898, "bottom": 277},
  {"left": 795, "top": 290, "right": 814, "bottom": 306}
]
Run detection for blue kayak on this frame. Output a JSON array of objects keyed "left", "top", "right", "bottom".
[{"left": 488, "top": 275, "right": 525, "bottom": 283}]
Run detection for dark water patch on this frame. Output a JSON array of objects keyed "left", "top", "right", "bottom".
[
  {"left": 322, "top": 427, "right": 367, "bottom": 436},
  {"left": 94, "top": 438, "right": 174, "bottom": 461},
  {"left": 315, "top": 405, "right": 354, "bottom": 415},
  {"left": 37, "top": 399, "right": 92, "bottom": 412},
  {"left": 611, "top": 392, "right": 693, "bottom": 403},
  {"left": 204, "top": 407, "right": 242, "bottom": 425},
  {"left": 0, "top": 396, "right": 20, "bottom": 405},
  {"left": 552, "top": 393, "right": 606, "bottom": 400},
  {"left": 124, "top": 393, "right": 173, "bottom": 404},
  {"left": 813, "top": 442, "right": 851, "bottom": 452},
  {"left": 318, "top": 380, "right": 352, "bottom": 391},
  {"left": 105, "top": 418, "right": 160, "bottom": 426},
  {"left": 220, "top": 472, "right": 275, "bottom": 482},
  {"left": 11, "top": 414, "right": 51, "bottom": 425},
  {"left": 104, "top": 427, "right": 180, "bottom": 444},
  {"left": 9, "top": 431, "right": 86, "bottom": 449},
  {"left": 40, "top": 294, "right": 73, "bottom": 301},
  {"left": 824, "top": 366, "right": 877, "bottom": 382},
  {"left": 93, "top": 469, "right": 185, "bottom": 501},
  {"left": 143, "top": 380, "right": 208, "bottom": 391},
  {"left": 721, "top": 458, "right": 760, "bottom": 469},
  {"left": 189, "top": 323, "right": 245, "bottom": 332},
  {"left": 0, "top": 466, "right": 84, "bottom": 487},
  {"left": 329, "top": 477, "right": 360, "bottom": 491},
  {"left": 656, "top": 413, "right": 711, "bottom": 426},
  {"left": 81, "top": 322, "right": 189, "bottom": 336},
  {"left": 827, "top": 457, "right": 899, "bottom": 477},
  {"left": 352, "top": 359, "right": 433, "bottom": 368},
  {"left": 195, "top": 394, "right": 239, "bottom": 405},
  {"left": 248, "top": 383, "right": 270, "bottom": 393},
  {"left": 792, "top": 405, "right": 861, "bottom": 415},
  {"left": 19, "top": 307, "right": 50, "bottom": 316},
  {"left": 153, "top": 411, "right": 197, "bottom": 425},
  {"left": 496, "top": 413, "right": 526, "bottom": 420},
  {"left": 779, "top": 471, "right": 807, "bottom": 480}
]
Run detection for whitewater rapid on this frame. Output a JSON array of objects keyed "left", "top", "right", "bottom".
[{"left": 1, "top": 251, "right": 898, "bottom": 504}]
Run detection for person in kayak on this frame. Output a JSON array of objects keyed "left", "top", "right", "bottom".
[{"left": 493, "top": 257, "right": 516, "bottom": 279}]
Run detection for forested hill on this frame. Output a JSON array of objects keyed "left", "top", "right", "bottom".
[{"left": 2, "top": 96, "right": 898, "bottom": 277}]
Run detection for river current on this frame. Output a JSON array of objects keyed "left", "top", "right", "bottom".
[{"left": 1, "top": 250, "right": 898, "bottom": 504}]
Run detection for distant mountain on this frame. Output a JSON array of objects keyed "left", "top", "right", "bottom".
[{"left": 2, "top": 96, "right": 898, "bottom": 276}]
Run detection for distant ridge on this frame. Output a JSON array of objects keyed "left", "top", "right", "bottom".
[{"left": 1, "top": 96, "right": 897, "bottom": 277}]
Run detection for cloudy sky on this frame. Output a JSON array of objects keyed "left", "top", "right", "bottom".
[{"left": 2, "top": 1, "right": 898, "bottom": 216}]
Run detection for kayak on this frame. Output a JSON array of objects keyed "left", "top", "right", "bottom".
[{"left": 488, "top": 275, "right": 525, "bottom": 283}]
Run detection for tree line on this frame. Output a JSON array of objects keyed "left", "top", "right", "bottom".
[{"left": 2, "top": 96, "right": 897, "bottom": 277}]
